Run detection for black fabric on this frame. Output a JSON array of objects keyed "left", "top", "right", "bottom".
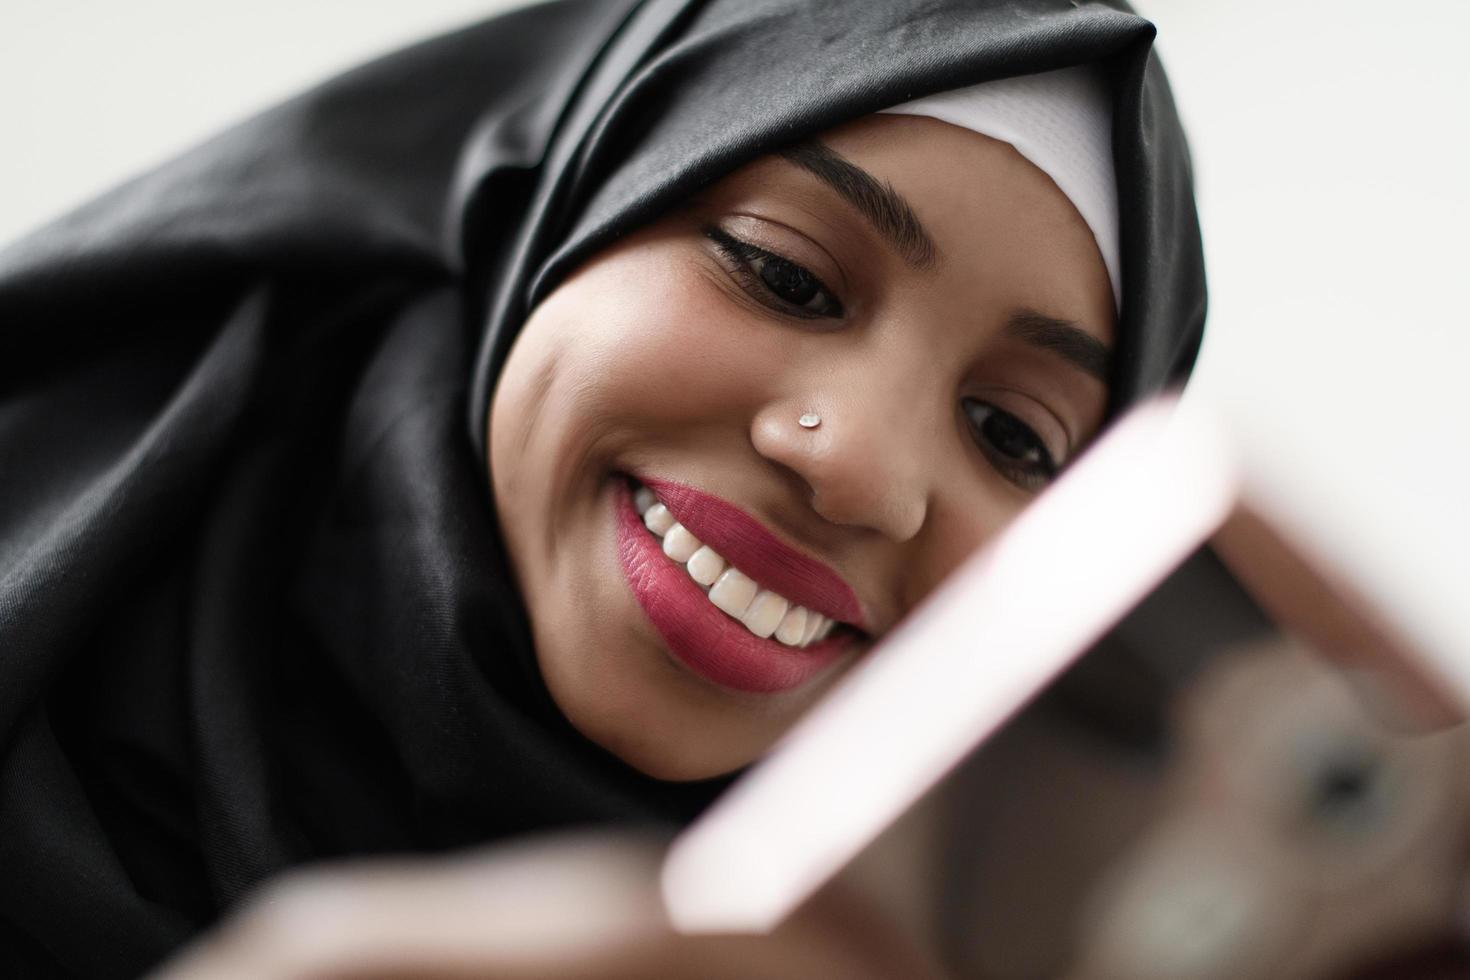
[{"left": 0, "top": 0, "right": 1205, "bottom": 976}]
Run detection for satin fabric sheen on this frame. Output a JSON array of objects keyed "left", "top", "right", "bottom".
[{"left": 0, "top": 0, "right": 1204, "bottom": 975}]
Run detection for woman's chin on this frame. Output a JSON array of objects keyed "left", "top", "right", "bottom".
[
  {"left": 598, "top": 717, "right": 753, "bottom": 783},
  {"left": 531, "top": 601, "right": 854, "bottom": 783},
  {"left": 535, "top": 639, "right": 769, "bottom": 781}
]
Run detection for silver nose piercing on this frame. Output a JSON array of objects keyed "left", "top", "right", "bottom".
[{"left": 798, "top": 413, "right": 821, "bottom": 429}]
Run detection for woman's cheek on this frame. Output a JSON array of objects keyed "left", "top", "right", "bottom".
[{"left": 567, "top": 246, "right": 775, "bottom": 425}]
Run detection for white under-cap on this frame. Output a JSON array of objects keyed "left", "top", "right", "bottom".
[{"left": 879, "top": 65, "right": 1120, "bottom": 313}]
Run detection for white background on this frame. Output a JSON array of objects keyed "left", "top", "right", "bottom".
[{"left": 3, "top": 1, "right": 1467, "bottom": 659}]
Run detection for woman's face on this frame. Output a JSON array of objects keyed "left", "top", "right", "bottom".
[{"left": 489, "top": 115, "right": 1115, "bottom": 780}]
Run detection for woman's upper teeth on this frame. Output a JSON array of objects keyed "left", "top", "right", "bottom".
[{"left": 634, "top": 485, "right": 838, "bottom": 647}]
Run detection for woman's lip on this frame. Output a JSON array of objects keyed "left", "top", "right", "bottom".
[
  {"left": 614, "top": 483, "right": 855, "bottom": 694},
  {"left": 638, "top": 476, "right": 868, "bottom": 631}
]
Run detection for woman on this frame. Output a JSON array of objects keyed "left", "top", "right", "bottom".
[{"left": 0, "top": 0, "right": 1203, "bottom": 975}]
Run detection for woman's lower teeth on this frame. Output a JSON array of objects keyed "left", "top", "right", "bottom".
[{"left": 633, "top": 484, "right": 836, "bottom": 647}]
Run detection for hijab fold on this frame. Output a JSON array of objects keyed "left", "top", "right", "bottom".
[{"left": 0, "top": 0, "right": 1204, "bottom": 974}]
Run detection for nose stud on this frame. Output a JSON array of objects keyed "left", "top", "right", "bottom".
[{"left": 798, "top": 412, "right": 822, "bottom": 429}]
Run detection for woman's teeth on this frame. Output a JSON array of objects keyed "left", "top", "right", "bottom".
[{"left": 633, "top": 483, "right": 839, "bottom": 648}]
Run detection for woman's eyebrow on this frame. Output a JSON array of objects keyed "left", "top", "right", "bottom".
[
  {"left": 778, "top": 141, "right": 938, "bottom": 269},
  {"left": 1006, "top": 309, "right": 1112, "bottom": 382}
]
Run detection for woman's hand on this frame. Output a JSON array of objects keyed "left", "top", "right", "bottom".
[{"left": 150, "top": 831, "right": 937, "bottom": 980}]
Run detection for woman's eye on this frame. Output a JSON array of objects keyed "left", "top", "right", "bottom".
[
  {"left": 962, "top": 399, "right": 1059, "bottom": 491},
  {"left": 704, "top": 227, "right": 844, "bottom": 318}
]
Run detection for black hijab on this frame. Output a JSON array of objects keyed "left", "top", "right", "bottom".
[{"left": 0, "top": 0, "right": 1203, "bottom": 975}]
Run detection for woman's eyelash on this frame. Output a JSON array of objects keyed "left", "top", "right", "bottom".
[
  {"left": 962, "top": 398, "right": 1060, "bottom": 492},
  {"left": 703, "top": 226, "right": 845, "bottom": 319}
]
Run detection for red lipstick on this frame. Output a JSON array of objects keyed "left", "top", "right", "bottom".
[
  {"left": 640, "top": 477, "right": 867, "bottom": 630},
  {"left": 614, "top": 482, "right": 858, "bottom": 694}
]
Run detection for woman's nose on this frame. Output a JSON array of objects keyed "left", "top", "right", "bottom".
[{"left": 750, "top": 388, "right": 932, "bottom": 542}]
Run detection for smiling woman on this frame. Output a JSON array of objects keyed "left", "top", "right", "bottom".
[
  {"left": 0, "top": 0, "right": 1202, "bottom": 974},
  {"left": 490, "top": 112, "right": 1117, "bottom": 778}
]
